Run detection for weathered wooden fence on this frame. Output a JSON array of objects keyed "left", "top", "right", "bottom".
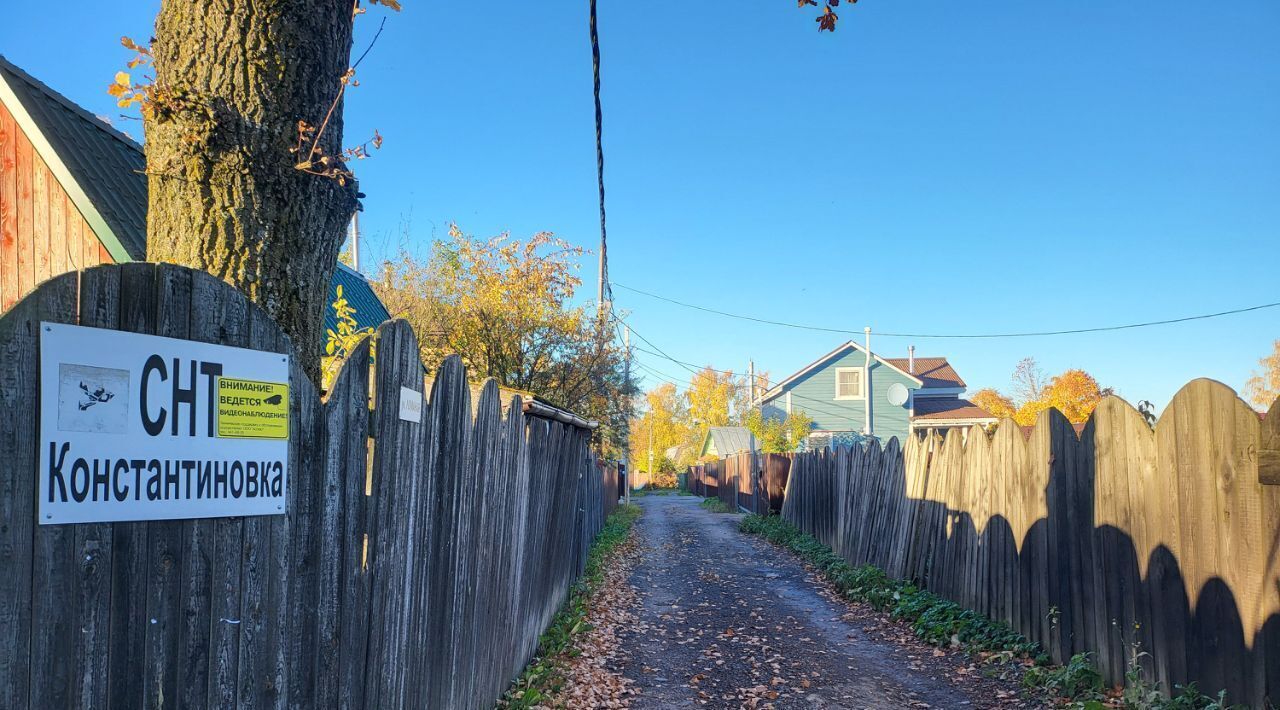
[
  {"left": 0, "top": 264, "right": 621, "bottom": 709},
  {"left": 689, "top": 452, "right": 790, "bottom": 515},
  {"left": 780, "top": 384, "right": 1280, "bottom": 705}
]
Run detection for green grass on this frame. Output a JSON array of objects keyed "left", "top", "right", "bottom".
[
  {"left": 699, "top": 497, "right": 733, "bottom": 513},
  {"left": 739, "top": 514, "right": 1242, "bottom": 709},
  {"left": 500, "top": 504, "right": 641, "bottom": 708}
]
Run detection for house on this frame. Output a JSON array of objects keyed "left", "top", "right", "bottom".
[
  {"left": 0, "top": 55, "right": 388, "bottom": 338},
  {"left": 756, "top": 340, "right": 995, "bottom": 448},
  {"left": 698, "top": 426, "right": 757, "bottom": 458},
  {"left": 663, "top": 443, "right": 692, "bottom": 465}
]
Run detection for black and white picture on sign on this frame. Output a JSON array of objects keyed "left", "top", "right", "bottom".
[{"left": 57, "top": 363, "right": 129, "bottom": 434}]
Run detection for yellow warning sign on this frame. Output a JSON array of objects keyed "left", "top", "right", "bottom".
[{"left": 216, "top": 377, "right": 290, "bottom": 440}]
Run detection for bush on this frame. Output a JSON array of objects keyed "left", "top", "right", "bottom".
[{"left": 699, "top": 497, "right": 733, "bottom": 513}]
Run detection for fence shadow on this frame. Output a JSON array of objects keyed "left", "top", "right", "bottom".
[{"left": 780, "top": 388, "right": 1280, "bottom": 706}]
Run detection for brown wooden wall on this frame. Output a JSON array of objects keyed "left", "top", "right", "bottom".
[{"left": 0, "top": 100, "right": 112, "bottom": 313}]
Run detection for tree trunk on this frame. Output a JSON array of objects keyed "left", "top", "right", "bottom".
[{"left": 145, "top": 0, "right": 358, "bottom": 382}]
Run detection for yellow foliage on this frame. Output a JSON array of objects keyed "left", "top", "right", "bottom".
[
  {"left": 373, "top": 224, "right": 630, "bottom": 456},
  {"left": 970, "top": 388, "right": 1016, "bottom": 420},
  {"left": 1011, "top": 368, "right": 1104, "bottom": 426},
  {"left": 320, "top": 284, "right": 376, "bottom": 393},
  {"left": 1246, "top": 339, "right": 1280, "bottom": 410},
  {"left": 744, "top": 408, "right": 813, "bottom": 453},
  {"left": 627, "top": 382, "right": 693, "bottom": 475}
]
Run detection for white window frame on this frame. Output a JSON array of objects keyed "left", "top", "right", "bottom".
[{"left": 833, "top": 367, "right": 865, "bottom": 400}]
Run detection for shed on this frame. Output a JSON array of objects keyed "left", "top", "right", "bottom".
[{"left": 699, "top": 426, "right": 756, "bottom": 458}]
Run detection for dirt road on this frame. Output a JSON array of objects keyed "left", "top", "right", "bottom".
[{"left": 616, "top": 495, "right": 1030, "bottom": 709}]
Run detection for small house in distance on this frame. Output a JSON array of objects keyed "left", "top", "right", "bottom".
[
  {"left": 699, "top": 426, "right": 757, "bottom": 459},
  {"left": 0, "top": 55, "right": 389, "bottom": 340},
  {"left": 756, "top": 340, "right": 995, "bottom": 449}
]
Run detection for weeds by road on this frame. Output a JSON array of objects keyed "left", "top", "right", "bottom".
[
  {"left": 501, "top": 504, "right": 642, "bottom": 708},
  {"left": 740, "top": 514, "right": 1242, "bottom": 709},
  {"left": 698, "top": 497, "right": 733, "bottom": 513}
]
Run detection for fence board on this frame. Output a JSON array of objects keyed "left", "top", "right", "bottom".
[
  {"left": 330, "top": 337, "right": 371, "bottom": 710},
  {"left": 27, "top": 272, "right": 79, "bottom": 709}
]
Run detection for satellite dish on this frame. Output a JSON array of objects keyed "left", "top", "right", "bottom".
[{"left": 886, "top": 382, "right": 909, "bottom": 406}]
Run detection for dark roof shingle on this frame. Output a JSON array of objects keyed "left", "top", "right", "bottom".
[
  {"left": 884, "top": 356, "right": 966, "bottom": 389},
  {"left": 912, "top": 397, "right": 996, "bottom": 421}
]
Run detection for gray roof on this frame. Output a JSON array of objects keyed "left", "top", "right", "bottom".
[
  {"left": 707, "top": 426, "right": 756, "bottom": 454},
  {"left": 0, "top": 55, "right": 147, "bottom": 260}
]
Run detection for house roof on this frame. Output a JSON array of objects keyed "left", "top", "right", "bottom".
[
  {"left": 911, "top": 398, "right": 997, "bottom": 422},
  {"left": 0, "top": 55, "right": 147, "bottom": 261},
  {"left": 704, "top": 426, "right": 756, "bottom": 455},
  {"left": 760, "top": 340, "right": 966, "bottom": 402},
  {"left": 326, "top": 263, "right": 391, "bottom": 336},
  {"left": 0, "top": 56, "right": 392, "bottom": 347},
  {"left": 884, "top": 357, "right": 966, "bottom": 389}
]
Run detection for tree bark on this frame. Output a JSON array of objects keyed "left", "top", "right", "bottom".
[{"left": 145, "top": 0, "right": 358, "bottom": 382}]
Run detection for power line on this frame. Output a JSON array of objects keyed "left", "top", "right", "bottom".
[
  {"left": 621, "top": 321, "right": 868, "bottom": 425},
  {"left": 612, "top": 281, "right": 1280, "bottom": 339},
  {"left": 631, "top": 345, "right": 769, "bottom": 382},
  {"left": 589, "top": 0, "right": 611, "bottom": 311},
  {"left": 630, "top": 351, "right": 861, "bottom": 425}
]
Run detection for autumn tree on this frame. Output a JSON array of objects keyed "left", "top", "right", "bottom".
[
  {"left": 745, "top": 408, "right": 813, "bottom": 453},
  {"left": 685, "top": 366, "right": 742, "bottom": 452},
  {"left": 1010, "top": 357, "right": 1047, "bottom": 405},
  {"left": 974, "top": 359, "right": 1110, "bottom": 427},
  {"left": 374, "top": 224, "right": 632, "bottom": 452},
  {"left": 1246, "top": 340, "right": 1280, "bottom": 410},
  {"left": 970, "top": 388, "right": 1016, "bottom": 420},
  {"left": 1011, "top": 367, "right": 1108, "bottom": 426},
  {"left": 628, "top": 382, "right": 692, "bottom": 478}
]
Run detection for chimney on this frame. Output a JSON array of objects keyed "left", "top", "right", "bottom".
[{"left": 908, "top": 345, "right": 915, "bottom": 374}]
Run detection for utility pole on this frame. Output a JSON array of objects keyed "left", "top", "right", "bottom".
[
  {"left": 648, "top": 415, "right": 654, "bottom": 487},
  {"left": 623, "top": 325, "right": 631, "bottom": 504},
  {"left": 748, "top": 359, "right": 756, "bottom": 405},
  {"left": 350, "top": 211, "right": 360, "bottom": 272}
]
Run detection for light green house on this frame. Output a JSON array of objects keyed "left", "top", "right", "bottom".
[{"left": 757, "top": 340, "right": 995, "bottom": 449}]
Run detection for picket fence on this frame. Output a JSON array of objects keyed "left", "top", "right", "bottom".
[
  {"left": 0, "top": 263, "right": 620, "bottom": 709},
  {"left": 688, "top": 452, "right": 791, "bottom": 515},
  {"left": 780, "top": 386, "right": 1280, "bottom": 705}
]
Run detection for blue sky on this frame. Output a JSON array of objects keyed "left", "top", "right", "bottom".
[{"left": 4, "top": 1, "right": 1277, "bottom": 409}]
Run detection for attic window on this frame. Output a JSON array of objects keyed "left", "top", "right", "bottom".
[{"left": 834, "top": 367, "right": 864, "bottom": 400}]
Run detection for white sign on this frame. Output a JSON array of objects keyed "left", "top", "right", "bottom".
[
  {"left": 397, "top": 386, "right": 423, "bottom": 423},
  {"left": 38, "top": 322, "right": 290, "bottom": 525}
]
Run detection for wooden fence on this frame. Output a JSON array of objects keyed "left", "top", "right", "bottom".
[
  {"left": 780, "top": 384, "right": 1280, "bottom": 705},
  {"left": 0, "top": 264, "right": 621, "bottom": 709},
  {"left": 689, "top": 452, "right": 790, "bottom": 515}
]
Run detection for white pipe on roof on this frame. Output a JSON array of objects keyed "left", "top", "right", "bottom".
[{"left": 864, "top": 327, "right": 872, "bottom": 437}]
